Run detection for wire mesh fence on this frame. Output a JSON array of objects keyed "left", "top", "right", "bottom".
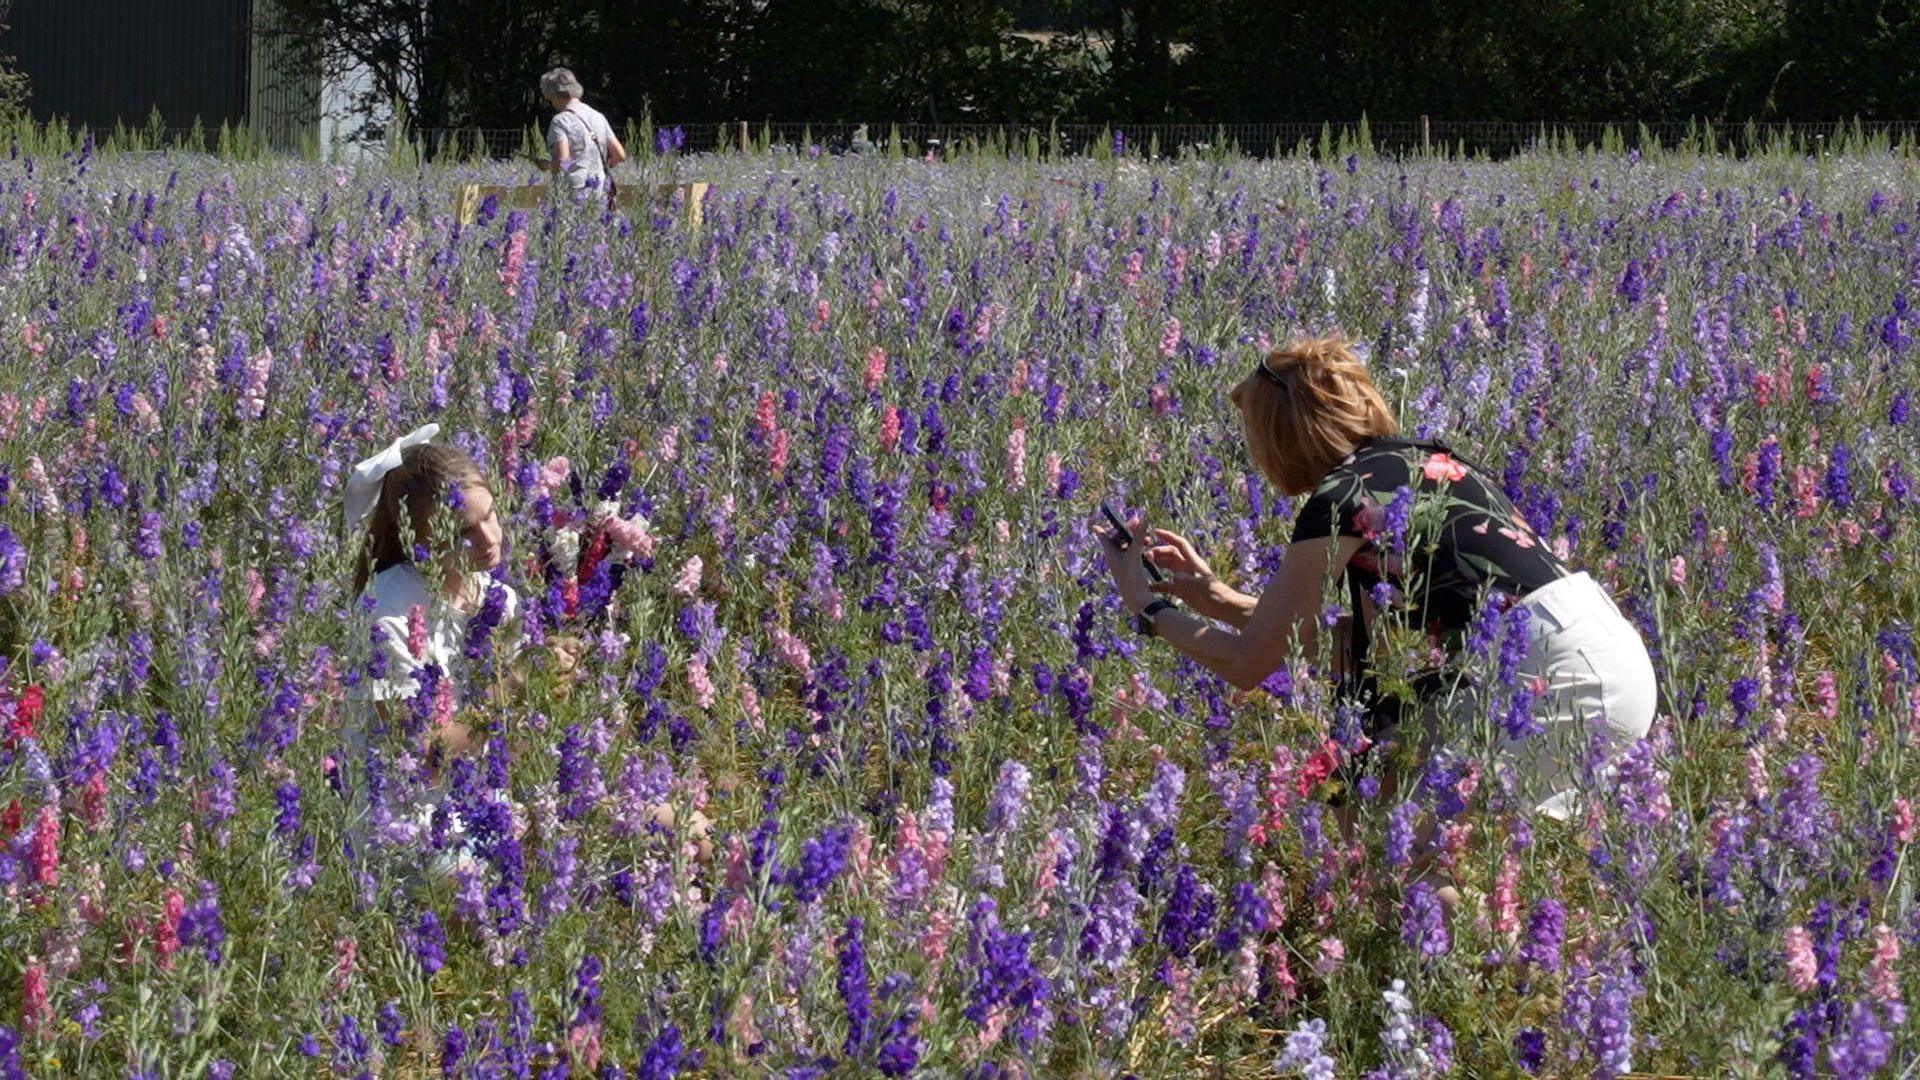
[
  {"left": 407, "top": 118, "right": 1920, "bottom": 162},
  {"left": 21, "top": 116, "right": 1920, "bottom": 161}
]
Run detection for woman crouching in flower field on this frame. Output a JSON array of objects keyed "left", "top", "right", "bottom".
[{"left": 1099, "top": 334, "right": 1659, "bottom": 918}]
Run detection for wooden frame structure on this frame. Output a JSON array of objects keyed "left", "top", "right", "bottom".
[{"left": 454, "top": 182, "right": 710, "bottom": 228}]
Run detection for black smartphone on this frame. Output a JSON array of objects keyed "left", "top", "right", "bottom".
[{"left": 1100, "top": 503, "right": 1164, "bottom": 581}]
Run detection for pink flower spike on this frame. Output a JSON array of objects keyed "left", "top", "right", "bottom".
[{"left": 1783, "top": 926, "right": 1817, "bottom": 993}]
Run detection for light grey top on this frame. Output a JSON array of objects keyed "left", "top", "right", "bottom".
[{"left": 547, "top": 101, "right": 615, "bottom": 191}]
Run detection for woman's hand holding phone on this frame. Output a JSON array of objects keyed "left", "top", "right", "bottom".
[
  {"left": 1100, "top": 503, "right": 1163, "bottom": 582},
  {"left": 1146, "top": 528, "right": 1253, "bottom": 627},
  {"left": 1097, "top": 504, "right": 1159, "bottom": 612}
]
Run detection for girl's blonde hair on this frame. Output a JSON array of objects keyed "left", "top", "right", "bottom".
[
  {"left": 352, "top": 443, "right": 488, "bottom": 594},
  {"left": 1230, "top": 334, "right": 1400, "bottom": 496}
]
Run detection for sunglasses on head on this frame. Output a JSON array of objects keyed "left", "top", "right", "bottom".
[{"left": 1254, "top": 356, "right": 1287, "bottom": 387}]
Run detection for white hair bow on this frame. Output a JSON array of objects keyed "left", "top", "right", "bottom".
[{"left": 344, "top": 423, "right": 440, "bottom": 535}]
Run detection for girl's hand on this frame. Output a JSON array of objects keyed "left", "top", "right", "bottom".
[{"left": 551, "top": 636, "right": 586, "bottom": 675}]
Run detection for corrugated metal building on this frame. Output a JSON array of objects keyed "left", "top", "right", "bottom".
[{"left": 6, "top": 0, "right": 319, "bottom": 150}]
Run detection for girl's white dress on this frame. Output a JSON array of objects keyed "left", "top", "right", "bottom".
[
  {"left": 348, "top": 564, "right": 523, "bottom": 704},
  {"left": 344, "top": 564, "right": 524, "bottom": 878}
]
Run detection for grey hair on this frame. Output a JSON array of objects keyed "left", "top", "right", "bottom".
[{"left": 540, "top": 67, "right": 584, "bottom": 100}]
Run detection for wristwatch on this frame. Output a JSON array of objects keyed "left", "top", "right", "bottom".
[{"left": 1132, "top": 598, "right": 1179, "bottom": 637}]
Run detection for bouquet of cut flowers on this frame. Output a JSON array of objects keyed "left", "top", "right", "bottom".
[{"left": 523, "top": 456, "right": 657, "bottom": 630}]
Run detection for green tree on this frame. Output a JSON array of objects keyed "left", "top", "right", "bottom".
[
  {"left": 1745, "top": 0, "right": 1920, "bottom": 119},
  {"left": 273, "top": 0, "right": 1920, "bottom": 148},
  {"left": 276, "top": 0, "right": 558, "bottom": 147},
  {"left": 0, "top": 0, "right": 30, "bottom": 122},
  {"left": 566, "top": 0, "right": 742, "bottom": 125},
  {"left": 865, "top": 0, "right": 1087, "bottom": 124}
]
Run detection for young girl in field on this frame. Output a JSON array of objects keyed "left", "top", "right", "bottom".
[
  {"left": 342, "top": 424, "right": 554, "bottom": 873},
  {"left": 345, "top": 425, "right": 520, "bottom": 749}
]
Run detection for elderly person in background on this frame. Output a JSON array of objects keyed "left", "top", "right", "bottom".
[{"left": 540, "top": 67, "right": 627, "bottom": 195}]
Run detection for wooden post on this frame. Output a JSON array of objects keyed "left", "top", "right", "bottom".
[
  {"left": 1421, "top": 115, "right": 1431, "bottom": 157},
  {"left": 666, "top": 182, "right": 705, "bottom": 229},
  {"left": 455, "top": 184, "right": 481, "bottom": 226},
  {"left": 738, "top": 120, "right": 749, "bottom": 153},
  {"left": 451, "top": 183, "right": 548, "bottom": 225}
]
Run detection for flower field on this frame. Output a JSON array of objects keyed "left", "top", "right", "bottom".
[{"left": 0, "top": 143, "right": 1917, "bottom": 1077}]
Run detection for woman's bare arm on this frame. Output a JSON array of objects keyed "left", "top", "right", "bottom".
[{"left": 1147, "top": 536, "right": 1363, "bottom": 691}]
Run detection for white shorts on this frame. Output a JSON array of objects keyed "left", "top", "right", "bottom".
[{"left": 1499, "top": 572, "right": 1658, "bottom": 820}]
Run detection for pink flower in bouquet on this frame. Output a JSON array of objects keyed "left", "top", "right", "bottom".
[
  {"left": 532, "top": 456, "right": 572, "bottom": 500},
  {"left": 602, "top": 516, "right": 655, "bottom": 559},
  {"left": 1150, "top": 383, "right": 1174, "bottom": 416},
  {"left": 568, "top": 1022, "right": 603, "bottom": 1073},
  {"left": 1792, "top": 463, "right": 1820, "bottom": 518},
  {"left": 1813, "top": 671, "right": 1839, "bottom": 719},
  {"left": 430, "top": 678, "right": 455, "bottom": 732}
]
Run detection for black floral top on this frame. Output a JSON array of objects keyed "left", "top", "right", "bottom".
[{"left": 1290, "top": 436, "right": 1569, "bottom": 649}]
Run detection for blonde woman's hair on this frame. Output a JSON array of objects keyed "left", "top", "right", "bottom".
[{"left": 1230, "top": 334, "right": 1400, "bottom": 496}]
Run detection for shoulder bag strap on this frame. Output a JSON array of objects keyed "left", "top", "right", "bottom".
[{"left": 564, "top": 102, "right": 607, "bottom": 157}]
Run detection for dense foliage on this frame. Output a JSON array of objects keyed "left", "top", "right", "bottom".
[{"left": 276, "top": 0, "right": 1920, "bottom": 141}]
